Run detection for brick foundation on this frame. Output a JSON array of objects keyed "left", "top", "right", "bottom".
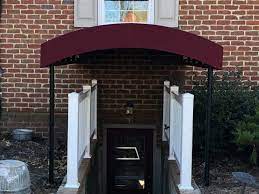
[{"left": 0, "top": 112, "right": 67, "bottom": 138}]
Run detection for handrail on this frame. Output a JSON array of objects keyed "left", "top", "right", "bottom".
[
  {"left": 65, "top": 80, "right": 98, "bottom": 189},
  {"left": 170, "top": 92, "right": 182, "bottom": 164},
  {"left": 90, "top": 80, "right": 97, "bottom": 140},
  {"left": 163, "top": 81, "right": 170, "bottom": 141},
  {"left": 163, "top": 80, "right": 194, "bottom": 191},
  {"left": 78, "top": 89, "right": 90, "bottom": 103}
]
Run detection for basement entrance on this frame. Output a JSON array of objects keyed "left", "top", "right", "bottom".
[
  {"left": 41, "top": 24, "right": 224, "bottom": 191},
  {"left": 107, "top": 128, "right": 153, "bottom": 194}
]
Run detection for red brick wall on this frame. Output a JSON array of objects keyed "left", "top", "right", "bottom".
[
  {"left": 179, "top": 0, "right": 259, "bottom": 84},
  {"left": 0, "top": 0, "right": 258, "bottom": 134},
  {"left": 0, "top": 0, "right": 74, "bottom": 113},
  {"left": 63, "top": 50, "right": 187, "bottom": 124}
]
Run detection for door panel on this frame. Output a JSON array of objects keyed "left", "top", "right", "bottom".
[{"left": 107, "top": 129, "right": 153, "bottom": 194}]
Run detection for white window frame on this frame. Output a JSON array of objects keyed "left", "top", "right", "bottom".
[
  {"left": 98, "top": 0, "right": 155, "bottom": 25},
  {"left": 115, "top": 147, "right": 140, "bottom": 160}
]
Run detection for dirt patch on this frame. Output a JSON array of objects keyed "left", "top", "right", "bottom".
[
  {"left": 193, "top": 157, "right": 259, "bottom": 194},
  {"left": 0, "top": 134, "right": 66, "bottom": 194}
]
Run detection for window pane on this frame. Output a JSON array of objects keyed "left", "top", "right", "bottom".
[
  {"left": 120, "top": 1, "right": 133, "bottom": 11},
  {"left": 105, "top": 1, "right": 120, "bottom": 10},
  {"left": 134, "top": 1, "right": 149, "bottom": 10},
  {"left": 121, "top": 11, "right": 135, "bottom": 22},
  {"left": 105, "top": 11, "right": 120, "bottom": 23},
  {"left": 104, "top": 0, "right": 150, "bottom": 24},
  {"left": 133, "top": 11, "right": 148, "bottom": 22},
  {"left": 120, "top": 10, "right": 148, "bottom": 23}
]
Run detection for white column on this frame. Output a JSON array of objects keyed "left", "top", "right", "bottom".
[
  {"left": 65, "top": 92, "right": 80, "bottom": 189},
  {"left": 84, "top": 86, "right": 91, "bottom": 159},
  {"left": 162, "top": 80, "right": 170, "bottom": 141},
  {"left": 168, "top": 91, "right": 175, "bottom": 160},
  {"left": 168, "top": 85, "right": 179, "bottom": 160},
  {"left": 178, "top": 93, "right": 194, "bottom": 191}
]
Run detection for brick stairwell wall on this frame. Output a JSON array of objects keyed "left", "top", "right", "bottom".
[{"left": 0, "top": 0, "right": 258, "bottom": 137}]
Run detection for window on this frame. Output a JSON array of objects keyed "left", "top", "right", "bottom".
[
  {"left": 99, "top": 0, "right": 154, "bottom": 25},
  {"left": 74, "top": 0, "right": 178, "bottom": 28}
]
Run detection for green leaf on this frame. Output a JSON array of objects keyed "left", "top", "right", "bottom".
[{"left": 234, "top": 128, "right": 255, "bottom": 145}]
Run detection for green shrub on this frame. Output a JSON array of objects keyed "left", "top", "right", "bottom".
[
  {"left": 192, "top": 71, "right": 257, "bottom": 158},
  {"left": 234, "top": 100, "right": 259, "bottom": 165}
]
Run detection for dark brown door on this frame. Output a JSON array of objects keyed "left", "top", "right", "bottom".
[{"left": 107, "top": 128, "right": 153, "bottom": 194}]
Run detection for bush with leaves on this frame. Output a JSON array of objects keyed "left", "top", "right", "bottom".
[
  {"left": 234, "top": 100, "right": 259, "bottom": 165},
  {"left": 192, "top": 71, "right": 257, "bottom": 159}
]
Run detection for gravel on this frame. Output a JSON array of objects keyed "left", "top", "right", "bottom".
[
  {"left": 1, "top": 133, "right": 258, "bottom": 194},
  {"left": 193, "top": 157, "right": 259, "bottom": 194},
  {"left": 0, "top": 134, "right": 67, "bottom": 194}
]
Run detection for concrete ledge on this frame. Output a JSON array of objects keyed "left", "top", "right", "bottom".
[
  {"left": 169, "top": 160, "right": 201, "bottom": 194},
  {"left": 57, "top": 159, "right": 90, "bottom": 194}
]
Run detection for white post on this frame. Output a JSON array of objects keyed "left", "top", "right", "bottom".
[
  {"left": 162, "top": 80, "right": 170, "bottom": 141},
  {"left": 168, "top": 86, "right": 179, "bottom": 160},
  {"left": 84, "top": 85, "right": 91, "bottom": 159},
  {"left": 171, "top": 85, "right": 179, "bottom": 95},
  {"left": 178, "top": 93, "right": 194, "bottom": 190},
  {"left": 65, "top": 92, "right": 80, "bottom": 189}
]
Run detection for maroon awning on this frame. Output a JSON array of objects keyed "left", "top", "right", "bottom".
[{"left": 40, "top": 24, "right": 223, "bottom": 69}]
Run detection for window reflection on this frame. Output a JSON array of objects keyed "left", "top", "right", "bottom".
[{"left": 104, "top": 0, "right": 149, "bottom": 24}]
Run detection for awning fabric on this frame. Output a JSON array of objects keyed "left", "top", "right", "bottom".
[{"left": 40, "top": 24, "right": 223, "bottom": 69}]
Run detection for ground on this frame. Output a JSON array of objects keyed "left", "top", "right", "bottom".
[
  {"left": 0, "top": 134, "right": 66, "bottom": 194},
  {"left": 193, "top": 157, "right": 259, "bottom": 194},
  {"left": 1, "top": 134, "right": 259, "bottom": 193}
]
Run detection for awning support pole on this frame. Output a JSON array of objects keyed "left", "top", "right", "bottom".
[
  {"left": 204, "top": 66, "right": 213, "bottom": 186},
  {"left": 49, "top": 64, "right": 55, "bottom": 184}
]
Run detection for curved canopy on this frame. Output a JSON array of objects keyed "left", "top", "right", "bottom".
[{"left": 40, "top": 24, "right": 223, "bottom": 69}]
